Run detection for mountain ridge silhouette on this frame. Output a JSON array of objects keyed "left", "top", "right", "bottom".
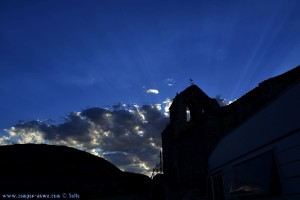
[{"left": 0, "top": 144, "right": 151, "bottom": 199}]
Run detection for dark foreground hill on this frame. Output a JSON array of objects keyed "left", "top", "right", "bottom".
[{"left": 0, "top": 144, "right": 151, "bottom": 199}]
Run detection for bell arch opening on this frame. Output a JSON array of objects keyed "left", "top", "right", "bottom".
[{"left": 186, "top": 107, "right": 191, "bottom": 122}]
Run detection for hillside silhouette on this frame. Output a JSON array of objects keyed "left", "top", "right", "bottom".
[{"left": 0, "top": 144, "right": 151, "bottom": 199}]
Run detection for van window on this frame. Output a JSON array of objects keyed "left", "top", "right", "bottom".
[{"left": 230, "top": 150, "right": 282, "bottom": 199}]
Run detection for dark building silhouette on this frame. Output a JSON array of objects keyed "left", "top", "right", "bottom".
[{"left": 161, "top": 66, "right": 300, "bottom": 199}]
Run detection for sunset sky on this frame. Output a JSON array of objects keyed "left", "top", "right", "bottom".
[{"left": 1, "top": 0, "right": 300, "bottom": 175}]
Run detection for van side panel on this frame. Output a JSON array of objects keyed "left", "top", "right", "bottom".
[
  {"left": 285, "top": 194, "right": 300, "bottom": 200},
  {"left": 276, "top": 130, "right": 300, "bottom": 198},
  {"left": 208, "top": 82, "right": 300, "bottom": 199},
  {"left": 209, "top": 129, "right": 300, "bottom": 200}
]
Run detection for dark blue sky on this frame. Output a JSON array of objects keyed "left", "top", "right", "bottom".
[{"left": 1, "top": 0, "right": 300, "bottom": 174}]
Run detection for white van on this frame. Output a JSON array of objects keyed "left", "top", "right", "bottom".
[{"left": 207, "top": 80, "right": 300, "bottom": 200}]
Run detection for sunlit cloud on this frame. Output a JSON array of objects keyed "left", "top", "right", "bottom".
[
  {"left": 5, "top": 122, "right": 46, "bottom": 144},
  {"left": 153, "top": 104, "right": 162, "bottom": 111},
  {"left": 146, "top": 89, "right": 159, "bottom": 94},
  {"left": 0, "top": 135, "right": 11, "bottom": 145},
  {"left": 214, "top": 95, "right": 235, "bottom": 106},
  {"left": 163, "top": 98, "right": 173, "bottom": 117},
  {"left": 2, "top": 103, "right": 169, "bottom": 176},
  {"left": 228, "top": 99, "right": 237, "bottom": 104}
]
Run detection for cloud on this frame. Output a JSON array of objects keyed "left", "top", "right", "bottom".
[
  {"left": 146, "top": 89, "right": 159, "bottom": 94},
  {"left": 215, "top": 95, "right": 229, "bottom": 106},
  {"left": 214, "top": 95, "right": 236, "bottom": 106},
  {"left": 163, "top": 98, "right": 172, "bottom": 117},
  {"left": 228, "top": 99, "right": 237, "bottom": 104},
  {"left": 164, "top": 78, "right": 175, "bottom": 87},
  {"left": 2, "top": 103, "right": 169, "bottom": 176}
]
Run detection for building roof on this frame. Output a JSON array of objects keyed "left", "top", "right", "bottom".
[
  {"left": 163, "top": 65, "right": 300, "bottom": 147},
  {"left": 219, "top": 65, "right": 300, "bottom": 135}
]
